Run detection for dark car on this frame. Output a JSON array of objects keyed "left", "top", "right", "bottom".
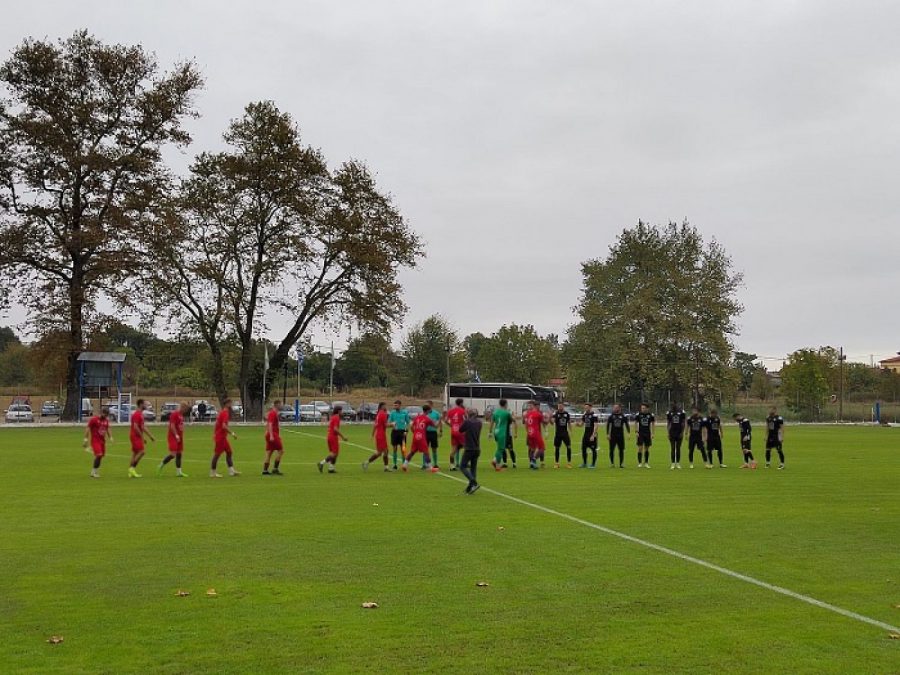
[
  {"left": 160, "top": 402, "right": 179, "bottom": 422},
  {"left": 330, "top": 401, "right": 356, "bottom": 420},
  {"left": 356, "top": 402, "right": 379, "bottom": 421}
]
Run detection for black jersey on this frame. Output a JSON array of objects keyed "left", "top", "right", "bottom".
[
  {"left": 582, "top": 411, "right": 599, "bottom": 436},
  {"left": 635, "top": 412, "right": 655, "bottom": 435},
  {"left": 666, "top": 410, "right": 686, "bottom": 436},
  {"left": 606, "top": 412, "right": 630, "bottom": 436},
  {"left": 687, "top": 414, "right": 705, "bottom": 437},
  {"left": 737, "top": 417, "right": 752, "bottom": 439},
  {"left": 766, "top": 415, "right": 784, "bottom": 438},
  {"left": 704, "top": 416, "right": 723, "bottom": 440},
  {"left": 552, "top": 411, "right": 571, "bottom": 433}
]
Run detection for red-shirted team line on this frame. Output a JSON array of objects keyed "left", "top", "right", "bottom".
[{"left": 83, "top": 397, "right": 786, "bottom": 478}]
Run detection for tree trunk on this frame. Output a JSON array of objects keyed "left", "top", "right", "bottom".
[
  {"left": 209, "top": 342, "right": 228, "bottom": 408},
  {"left": 61, "top": 274, "right": 84, "bottom": 421}
]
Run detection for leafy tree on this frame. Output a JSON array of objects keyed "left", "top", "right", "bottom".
[
  {"left": 147, "top": 101, "right": 421, "bottom": 417},
  {"left": 0, "top": 325, "right": 19, "bottom": 352},
  {"left": 474, "top": 324, "right": 559, "bottom": 384},
  {"left": 339, "top": 332, "right": 396, "bottom": 387},
  {"left": 732, "top": 351, "right": 758, "bottom": 393},
  {"left": 401, "top": 315, "right": 465, "bottom": 394},
  {"left": 564, "top": 221, "right": 742, "bottom": 407},
  {"left": 0, "top": 341, "right": 31, "bottom": 386},
  {"left": 750, "top": 368, "right": 773, "bottom": 400},
  {"left": 781, "top": 348, "right": 831, "bottom": 418},
  {"left": 0, "top": 31, "right": 202, "bottom": 419}
]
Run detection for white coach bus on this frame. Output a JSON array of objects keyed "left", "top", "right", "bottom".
[{"left": 444, "top": 382, "right": 559, "bottom": 416}]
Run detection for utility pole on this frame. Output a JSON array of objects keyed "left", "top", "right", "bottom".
[
  {"left": 329, "top": 341, "right": 335, "bottom": 400},
  {"left": 839, "top": 346, "right": 846, "bottom": 422}
]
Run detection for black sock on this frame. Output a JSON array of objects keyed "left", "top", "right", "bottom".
[
  {"left": 226, "top": 454, "right": 234, "bottom": 468},
  {"left": 582, "top": 449, "right": 588, "bottom": 464},
  {"left": 162, "top": 454, "right": 174, "bottom": 465},
  {"left": 609, "top": 447, "right": 615, "bottom": 464},
  {"left": 676, "top": 440, "right": 682, "bottom": 462},
  {"left": 264, "top": 462, "right": 270, "bottom": 471},
  {"left": 619, "top": 448, "right": 624, "bottom": 465},
  {"left": 717, "top": 448, "right": 723, "bottom": 464},
  {"left": 93, "top": 457, "right": 101, "bottom": 469},
  {"left": 638, "top": 451, "right": 643, "bottom": 464},
  {"left": 175, "top": 455, "right": 182, "bottom": 469},
  {"left": 778, "top": 450, "right": 784, "bottom": 463},
  {"left": 211, "top": 456, "right": 219, "bottom": 470},
  {"left": 555, "top": 448, "right": 560, "bottom": 463},
  {"left": 645, "top": 450, "right": 650, "bottom": 463},
  {"left": 591, "top": 449, "right": 597, "bottom": 465},
  {"left": 670, "top": 441, "right": 677, "bottom": 463},
  {"left": 747, "top": 451, "right": 754, "bottom": 461},
  {"left": 274, "top": 459, "right": 280, "bottom": 469},
  {"left": 765, "top": 450, "right": 771, "bottom": 463},
  {"left": 566, "top": 447, "right": 572, "bottom": 462},
  {"left": 508, "top": 449, "right": 516, "bottom": 464}
]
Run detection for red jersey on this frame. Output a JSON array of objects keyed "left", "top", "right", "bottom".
[
  {"left": 214, "top": 407, "right": 230, "bottom": 442},
  {"left": 88, "top": 416, "right": 110, "bottom": 444},
  {"left": 327, "top": 413, "right": 341, "bottom": 439},
  {"left": 374, "top": 409, "right": 388, "bottom": 433},
  {"left": 167, "top": 410, "right": 184, "bottom": 445},
  {"left": 524, "top": 409, "right": 543, "bottom": 437},
  {"left": 266, "top": 408, "right": 280, "bottom": 440},
  {"left": 446, "top": 406, "right": 466, "bottom": 433},
  {"left": 130, "top": 409, "right": 145, "bottom": 441},
  {"left": 411, "top": 413, "right": 435, "bottom": 443}
]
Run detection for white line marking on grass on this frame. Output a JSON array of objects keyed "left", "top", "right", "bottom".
[{"left": 287, "top": 428, "right": 900, "bottom": 633}]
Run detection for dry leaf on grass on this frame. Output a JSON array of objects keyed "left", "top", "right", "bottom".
[
  {"left": 361, "top": 602, "right": 379, "bottom": 609},
  {"left": 372, "top": 503, "right": 379, "bottom": 507},
  {"left": 497, "top": 526, "right": 505, "bottom": 531},
  {"left": 476, "top": 582, "right": 490, "bottom": 587},
  {"left": 206, "top": 589, "right": 217, "bottom": 597},
  {"left": 175, "top": 590, "right": 190, "bottom": 597},
  {"left": 889, "top": 633, "right": 900, "bottom": 640},
  {"left": 46, "top": 636, "right": 64, "bottom": 645}
]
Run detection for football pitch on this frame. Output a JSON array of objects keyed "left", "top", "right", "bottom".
[{"left": 0, "top": 424, "right": 898, "bottom": 674}]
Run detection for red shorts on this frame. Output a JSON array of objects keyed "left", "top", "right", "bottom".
[
  {"left": 91, "top": 441, "right": 106, "bottom": 457},
  {"left": 411, "top": 440, "right": 429, "bottom": 454},
  {"left": 131, "top": 437, "right": 144, "bottom": 453},
  {"left": 167, "top": 440, "right": 184, "bottom": 454},
  {"left": 266, "top": 436, "right": 283, "bottom": 452},
  {"left": 214, "top": 438, "right": 232, "bottom": 455},
  {"left": 451, "top": 431, "right": 466, "bottom": 448},
  {"left": 527, "top": 434, "right": 545, "bottom": 451},
  {"left": 375, "top": 432, "right": 388, "bottom": 452},
  {"left": 327, "top": 436, "right": 340, "bottom": 455}
]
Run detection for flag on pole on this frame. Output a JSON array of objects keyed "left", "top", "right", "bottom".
[{"left": 264, "top": 343, "right": 269, "bottom": 373}]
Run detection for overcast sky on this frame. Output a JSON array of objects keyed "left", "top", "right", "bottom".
[{"left": 2, "top": 1, "right": 899, "bottom": 368}]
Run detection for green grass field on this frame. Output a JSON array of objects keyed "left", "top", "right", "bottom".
[{"left": 0, "top": 423, "right": 898, "bottom": 674}]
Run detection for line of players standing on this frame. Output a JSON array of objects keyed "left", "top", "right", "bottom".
[{"left": 501, "top": 402, "right": 786, "bottom": 471}]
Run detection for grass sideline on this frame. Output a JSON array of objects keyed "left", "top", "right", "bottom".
[{"left": 0, "top": 424, "right": 897, "bottom": 674}]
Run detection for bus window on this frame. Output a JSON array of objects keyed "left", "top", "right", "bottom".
[
  {"left": 448, "top": 385, "right": 470, "bottom": 399},
  {"left": 501, "top": 386, "right": 532, "bottom": 400}
]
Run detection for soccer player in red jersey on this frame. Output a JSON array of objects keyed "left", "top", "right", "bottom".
[
  {"left": 128, "top": 398, "right": 155, "bottom": 478},
  {"left": 401, "top": 404, "right": 439, "bottom": 473},
  {"left": 84, "top": 406, "right": 112, "bottom": 478},
  {"left": 158, "top": 402, "right": 190, "bottom": 477},
  {"left": 363, "top": 402, "right": 391, "bottom": 472},
  {"left": 445, "top": 397, "right": 467, "bottom": 471},
  {"left": 263, "top": 399, "right": 285, "bottom": 475},
  {"left": 210, "top": 398, "right": 240, "bottom": 478},
  {"left": 319, "top": 406, "right": 348, "bottom": 473},
  {"left": 524, "top": 400, "right": 547, "bottom": 469}
]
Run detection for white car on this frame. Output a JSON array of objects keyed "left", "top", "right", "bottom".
[
  {"left": 6, "top": 404, "right": 34, "bottom": 423},
  {"left": 298, "top": 404, "right": 320, "bottom": 422},
  {"left": 311, "top": 400, "right": 331, "bottom": 417}
]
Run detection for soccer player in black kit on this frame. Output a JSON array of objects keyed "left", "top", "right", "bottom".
[
  {"left": 765, "top": 407, "right": 785, "bottom": 469},
  {"left": 733, "top": 413, "right": 756, "bottom": 468},
  {"left": 579, "top": 403, "right": 599, "bottom": 468},
  {"left": 703, "top": 408, "right": 726, "bottom": 468},
  {"left": 551, "top": 403, "right": 572, "bottom": 469},
  {"left": 686, "top": 407, "right": 708, "bottom": 468},
  {"left": 606, "top": 404, "right": 630, "bottom": 468},
  {"left": 666, "top": 403, "right": 686, "bottom": 469},
  {"left": 635, "top": 403, "right": 655, "bottom": 468}
]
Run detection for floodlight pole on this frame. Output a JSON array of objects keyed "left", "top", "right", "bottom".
[{"left": 839, "top": 346, "right": 845, "bottom": 422}]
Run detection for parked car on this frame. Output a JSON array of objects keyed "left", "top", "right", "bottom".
[
  {"left": 82, "top": 398, "right": 93, "bottom": 417},
  {"left": 330, "top": 401, "right": 356, "bottom": 420},
  {"left": 563, "top": 405, "right": 583, "bottom": 423},
  {"left": 298, "top": 404, "right": 320, "bottom": 422},
  {"left": 405, "top": 405, "right": 424, "bottom": 418},
  {"left": 233, "top": 400, "right": 244, "bottom": 420},
  {"left": 356, "top": 402, "right": 379, "bottom": 421},
  {"left": 6, "top": 404, "right": 34, "bottom": 423},
  {"left": 41, "top": 400, "right": 62, "bottom": 417},
  {"left": 311, "top": 400, "right": 331, "bottom": 417},
  {"left": 142, "top": 406, "right": 157, "bottom": 422},
  {"left": 278, "top": 405, "right": 296, "bottom": 422},
  {"left": 107, "top": 404, "right": 133, "bottom": 423},
  {"left": 191, "top": 401, "right": 218, "bottom": 421},
  {"left": 160, "top": 402, "right": 179, "bottom": 422}
]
